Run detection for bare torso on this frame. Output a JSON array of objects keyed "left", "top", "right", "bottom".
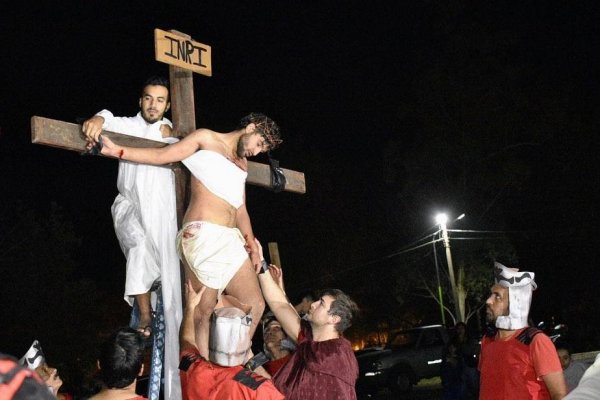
[
  {"left": 184, "top": 178, "right": 238, "bottom": 227},
  {"left": 182, "top": 130, "right": 247, "bottom": 227}
]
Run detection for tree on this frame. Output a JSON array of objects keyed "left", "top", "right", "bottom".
[{"left": 393, "top": 234, "right": 517, "bottom": 327}]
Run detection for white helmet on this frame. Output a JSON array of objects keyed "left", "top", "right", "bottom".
[
  {"left": 19, "top": 340, "right": 46, "bottom": 370},
  {"left": 494, "top": 262, "right": 537, "bottom": 330},
  {"left": 208, "top": 307, "right": 252, "bottom": 367}
]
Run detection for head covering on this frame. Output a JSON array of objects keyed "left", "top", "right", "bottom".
[
  {"left": 208, "top": 307, "right": 252, "bottom": 367},
  {"left": 19, "top": 340, "right": 45, "bottom": 370},
  {"left": 494, "top": 262, "right": 537, "bottom": 330}
]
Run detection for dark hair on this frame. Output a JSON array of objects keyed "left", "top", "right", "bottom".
[
  {"left": 292, "top": 290, "right": 315, "bottom": 306},
  {"left": 98, "top": 327, "right": 145, "bottom": 389},
  {"left": 322, "top": 289, "right": 359, "bottom": 334},
  {"left": 141, "top": 76, "right": 170, "bottom": 101},
  {"left": 238, "top": 113, "right": 282, "bottom": 150},
  {"left": 554, "top": 340, "right": 572, "bottom": 355}
]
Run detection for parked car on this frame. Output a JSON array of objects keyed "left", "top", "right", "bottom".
[{"left": 355, "top": 324, "right": 449, "bottom": 395}]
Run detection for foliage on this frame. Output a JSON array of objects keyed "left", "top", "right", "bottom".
[{"left": 392, "top": 235, "right": 518, "bottom": 326}]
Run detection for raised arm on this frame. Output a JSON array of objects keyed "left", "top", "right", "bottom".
[
  {"left": 92, "top": 128, "right": 209, "bottom": 165},
  {"left": 255, "top": 240, "right": 301, "bottom": 342}
]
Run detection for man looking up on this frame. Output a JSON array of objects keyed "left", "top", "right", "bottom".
[
  {"left": 255, "top": 242, "right": 359, "bottom": 399},
  {"left": 261, "top": 313, "right": 295, "bottom": 376},
  {"left": 479, "top": 262, "right": 566, "bottom": 400},
  {"left": 85, "top": 113, "right": 282, "bottom": 361}
]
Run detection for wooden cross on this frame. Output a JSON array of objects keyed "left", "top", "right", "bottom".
[
  {"left": 30, "top": 28, "right": 305, "bottom": 399},
  {"left": 31, "top": 29, "right": 306, "bottom": 206}
]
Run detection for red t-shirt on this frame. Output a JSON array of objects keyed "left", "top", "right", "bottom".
[
  {"left": 263, "top": 354, "right": 291, "bottom": 376},
  {"left": 479, "top": 328, "right": 563, "bottom": 400},
  {"left": 272, "top": 320, "right": 358, "bottom": 400},
  {"left": 179, "top": 348, "right": 284, "bottom": 400}
]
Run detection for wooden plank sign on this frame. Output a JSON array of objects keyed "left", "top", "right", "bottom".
[{"left": 155, "top": 29, "right": 212, "bottom": 76}]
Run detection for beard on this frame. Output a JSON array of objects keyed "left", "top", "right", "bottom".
[
  {"left": 236, "top": 135, "right": 247, "bottom": 158},
  {"left": 485, "top": 307, "right": 495, "bottom": 324},
  {"left": 141, "top": 107, "right": 164, "bottom": 124}
]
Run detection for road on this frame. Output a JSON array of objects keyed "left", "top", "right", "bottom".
[{"left": 358, "top": 378, "right": 443, "bottom": 400}]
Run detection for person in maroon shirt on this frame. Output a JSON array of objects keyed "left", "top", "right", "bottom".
[{"left": 256, "top": 241, "right": 359, "bottom": 400}]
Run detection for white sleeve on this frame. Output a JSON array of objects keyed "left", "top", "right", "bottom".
[{"left": 95, "top": 109, "right": 115, "bottom": 128}]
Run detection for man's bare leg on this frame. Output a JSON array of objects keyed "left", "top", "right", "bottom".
[
  {"left": 225, "top": 259, "right": 266, "bottom": 343},
  {"left": 135, "top": 292, "right": 153, "bottom": 337},
  {"left": 195, "top": 286, "right": 218, "bottom": 359},
  {"left": 185, "top": 270, "right": 218, "bottom": 359}
]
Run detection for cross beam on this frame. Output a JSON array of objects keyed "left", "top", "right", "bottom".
[{"left": 31, "top": 115, "right": 306, "bottom": 194}]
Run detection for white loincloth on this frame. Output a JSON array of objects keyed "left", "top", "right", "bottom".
[{"left": 176, "top": 221, "right": 249, "bottom": 295}]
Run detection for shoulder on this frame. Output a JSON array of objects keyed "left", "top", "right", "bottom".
[
  {"left": 160, "top": 117, "right": 173, "bottom": 128},
  {"left": 528, "top": 329, "right": 553, "bottom": 347},
  {"left": 189, "top": 128, "right": 216, "bottom": 141},
  {"left": 572, "top": 360, "right": 591, "bottom": 372}
]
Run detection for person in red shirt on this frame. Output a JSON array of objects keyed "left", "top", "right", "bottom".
[
  {"left": 261, "top": 313, "right": 295, "bottom": 376},
  {"left": 479, "top": 262, "right": 566, "bottom": 400},
  {"left": 255, "top": 240, "right": 359, "bottom": 400},
  {"left": 179, "top": 280, "right": 284, "bottom": 400}
]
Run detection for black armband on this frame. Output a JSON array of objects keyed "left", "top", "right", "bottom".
[
  {"left": 259, "top": 260, "right": 269, "bottom": 274},
  {"left": 244, "top": 352, "right": 269, "bottom": 371}
]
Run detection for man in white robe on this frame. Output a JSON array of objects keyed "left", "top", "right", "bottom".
[{"left": 82, "top": 76, "right": 182, "bottom": 399}]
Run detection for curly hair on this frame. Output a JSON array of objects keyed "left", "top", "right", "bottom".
[
  {"left": 322, "top": 289, "right": 359, "bottom": 334},
  {"left": 238, "top": 113, "right": 282, "bottom": 150}
]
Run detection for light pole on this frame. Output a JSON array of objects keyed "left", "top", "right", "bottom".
[
  {"left": 436, "top": 213, "right": 462, "bottom": 323},
  {"left": 432, "top": 235, "right": 446, "bottom": 326}
]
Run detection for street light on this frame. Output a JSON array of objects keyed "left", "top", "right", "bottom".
[
  {"left": 432, "top": 235, "right": 446, "bottom": 326},
  {"left": 435, "top": 213, "right": 462, "bottom": 323}
]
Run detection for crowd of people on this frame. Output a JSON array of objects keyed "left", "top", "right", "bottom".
[{"left": 3, "top": 76, "right": 600, "bottom": 400}]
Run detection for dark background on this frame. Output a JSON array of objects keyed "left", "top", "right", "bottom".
[{"left": 1, "top": 0, "right": 598, "bottom": 395}]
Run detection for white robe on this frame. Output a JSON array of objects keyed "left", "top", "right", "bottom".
[{"left": 97, "top": 110, "right": 182, "bottom": 400}]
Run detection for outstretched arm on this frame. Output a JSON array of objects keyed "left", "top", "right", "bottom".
[
  {"left": 255, "top": 240, "right": 301, "bottom": 342},
  {"left": 82, "top": 110, "right": 173, "bottom": 139},
  {"left": 180, "top": 280, "right": 206, "bottom": 350},
  {"left": 268, "top": 264, "right": 286, "bottom": 294},
  {"left": 89, "top": 128, "right": 208, "bottom": 165}
]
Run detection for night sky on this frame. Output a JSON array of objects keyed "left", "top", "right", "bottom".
[{"left": 2, "top": 0, "right": 599, "bottom": 362}]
